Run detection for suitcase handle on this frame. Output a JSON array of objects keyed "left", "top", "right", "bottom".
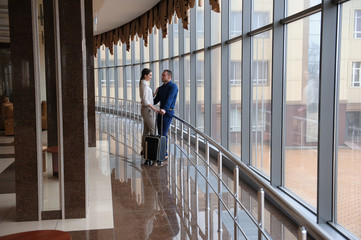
[{"left": 155, "top": 114, "right": 163, "bottom": 136}]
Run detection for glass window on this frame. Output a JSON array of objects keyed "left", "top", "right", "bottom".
[
  {"left": 251, "top": 31, "right": 272, "bottom": 178},
  {"left": 252, "top": 0, "right": 272, "bottom": 30},
  {"left": 352, "top": 62, "right": 361, "bottom": 87},
  {"left": 135, "top": 40, "right": 140, "bottom": 63},
  {"left": 135, "top": 65, "right": 140, "bottom": 102},
  {"left": 94, "top": 68, "right": 98, "bottom": 96},
  {"left": 108, "top": 68, "right": 115, "bottom": 98},
  {"left": 252, "top": 61, "right": 268, "bottom": 85},
  {"left": 162, "top": 60, "right": 169, "bottom": 70},
  {"left": 109, "top": 45, "right": 115, "bottom": 66},
  {"left": 185, "top": 55, "right": 191, "bottom": 123},
  {"left": 211, "top": 47, "right": 221, "bottom": 143},
  {"left": 286, "top": 0, "right": 322, "bottom": 17},
  {"left": 153, "top": 62, "right": 160, "bottom": 90},
  {"left": 185, "top": 9, "right": 191, "bottom": 53},
  {"left": 196, "top": 1, "right": 204, "bottom": 49},
  {"left": 125, "top": 66, "right": 132, "bottom": 100},
  {"left": 100, "top": 46, "right": 106, "bottom": 67},
  {"left": 284, "top": 13, "right": 321, "bottom": 209},
  {"left": 144, "top": 41, "right": 150, "bottom": 62},
  {"left": 117, "top": 67, "right": 123, "bottom": 99},
  {"left": 211, "top": 4, "right": 221, "bottom": 45},
  {"left": 126, "top": 46, "right": 131, "bottom": 65},
  {"left": 230, "top": 0, "right": 242, "bottom": 38},
  {"left": 173, "top": 57, "right": 180, "bottom": 116},
  {"left": 153, "top": 27, "right": 159, "bottom": 60},
  {"left": 173, "top": 15, "right": 179, "bottom": 56},
  {"left": 336, "top": 2, "right": 361, "bottom": 238},
  {"left": 229, "top": 41, "right": 242, "bottom": 157},
  {"left": 100, "top": 68, "right": 106, "bottom": 96},
  {"left": 354, "top": 10, "right": 361, "bottom": 39},
  {"left": 163, "top": 34, "right": 169, "bottom": 59},
  {"left": 94, "top": 55, "right": 98, "bottom": 69},
  {"left": 196, "top": 52, "right": 204, "bottom": 131},
  {"left": 117, "top": 43, "right": 123, "bottom": 66}
]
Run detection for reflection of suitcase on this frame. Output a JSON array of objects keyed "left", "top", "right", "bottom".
[{"left": 144, "top": 115, "right": 166, "bottom": 164}]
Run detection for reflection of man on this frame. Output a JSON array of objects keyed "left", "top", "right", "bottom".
[
  {"left": 154, "top": 70, "right": 178, "bottom": 162},
  {"left": 303, "top": 72, "right": 319, "bottom": 113}
]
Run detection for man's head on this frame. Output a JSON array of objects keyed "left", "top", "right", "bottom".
[{"left": 161, "top": 70, "right": 172, "bottom": 84}]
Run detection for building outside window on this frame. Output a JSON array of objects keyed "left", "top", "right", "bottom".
[
  {"left": 352, "top": 62, "right": 361, "bottom": 87},
  {"left": 252, "top": 61, "right": 268, "bottom": 85},
  {"left": 230, "top": 61, "right": 241, "bottom": 85},
  {"left": 354, "top": 10, "right": 361, "bottom": 39}
]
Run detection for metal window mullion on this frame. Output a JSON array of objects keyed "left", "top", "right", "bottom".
[
  {"left": 270, "top": 0, "right": 285, "bottom": 187},
  {"left": 190, "top": 5, "right": 197, "bottom": 126},
  {"left": 241, "top": 0, "right": 251, "bottom": 165},
  {"left": 221, "top": 0, "right": 229, "bottom": 149},
  {"left": 317, "top": 0, "right": 338, "bottom": 224},
  {"left": 179, "top": 22, "right": 185, "bottom": 119},
  {"left": 204, "top": 0, "right": 212, "bottom": 136}
]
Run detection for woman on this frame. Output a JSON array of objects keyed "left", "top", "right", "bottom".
[{"left": 139, "top": 68, "right": 159, "bottom": 156}]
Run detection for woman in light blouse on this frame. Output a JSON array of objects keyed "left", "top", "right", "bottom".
[{"left": 139, "top": 68, "right": 159, "bottom": 156}]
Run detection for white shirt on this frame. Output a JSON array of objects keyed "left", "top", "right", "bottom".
[{"left": 139, "top": 80, "right": 153, "bottom": 107}]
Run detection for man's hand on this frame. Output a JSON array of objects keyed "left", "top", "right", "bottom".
[{"left": 160, "top": 109, "right": 166, "bottom": 115}]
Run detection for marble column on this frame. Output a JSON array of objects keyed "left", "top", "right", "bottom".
[
  {"left": 58, "top": 0, "right": 86, "bottom": 219},
  {"left": 85, "top": 0, "right": 96, "bottom": 148},
  {"left": 9, "top": 0, "right": 39, "bottom": 221},
  {"left": 44, "top": 0, "right": 58, "bottom": 147}
]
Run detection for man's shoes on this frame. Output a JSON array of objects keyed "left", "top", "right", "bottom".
[{"left": 157, "top": 160, "right": 168, "bottom": 167}]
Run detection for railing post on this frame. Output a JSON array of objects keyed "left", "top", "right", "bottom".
[
  {"left": 298, "top": 226, "right": 307, "bottom": 240},
  {"left": 218, "top": 152, "right": 223, "bottom": 240},
  {"left": 234, "top": 166, "right": 239, "bottom": 240},
  {"left": 206, "top": 141, "right": 210, "bottom": 239},
  {"left": 258, "top": 188, "right": 265, "bottom": 240}
]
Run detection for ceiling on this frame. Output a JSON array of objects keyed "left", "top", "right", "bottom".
[
  {"left": 0, "top": 0, "right": 160, "bottom": 44},
  {"left": 93, "top": 0, "right": 160, "bottom": 35}
]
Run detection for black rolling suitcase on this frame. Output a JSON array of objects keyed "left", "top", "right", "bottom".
[{"left": 144, "top": 115, "right": 167, "bottom": 165}]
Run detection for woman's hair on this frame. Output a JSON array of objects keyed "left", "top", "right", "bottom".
[{"left": 140, "top": 68, "right": 152, "bottom": 81}]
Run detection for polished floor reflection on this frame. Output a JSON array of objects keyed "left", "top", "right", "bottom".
[
  {"left": 0, "top": 113, "right": 299, "bottom": 239},
  {"left": 98, "top": 113, "right": 299, "bottom": 240}
]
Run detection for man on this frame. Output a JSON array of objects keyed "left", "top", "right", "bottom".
[{"left": 154, "top": 70, "right": 178, "bottom": 163}]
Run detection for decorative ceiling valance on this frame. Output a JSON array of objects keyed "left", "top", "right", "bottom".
[{"left": 93, "top": 0, "right": 220, "bottom": 56}]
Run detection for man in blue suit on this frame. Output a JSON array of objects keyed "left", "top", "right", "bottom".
[{"left": 154, "top": 70, "right": 178, "bottom": 164}]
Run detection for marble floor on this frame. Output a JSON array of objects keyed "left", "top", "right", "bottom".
[{"left": 0, "top": 114, "right": 300, "bottom": 240}]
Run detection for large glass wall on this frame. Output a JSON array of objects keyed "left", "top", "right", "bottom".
[
  {"left": 336, "top": 1, "right": 361, "bottom": 238},
  {"left": 251, "top": 31, "right": 272, "bottom": 177},
  {"left": 284, "top": 13, "right": 321, "bottom": 209},
  {"left": 93, "top": 1, "right": 360, "bottom": 238}
]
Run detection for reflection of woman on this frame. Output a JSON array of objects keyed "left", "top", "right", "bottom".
[{"left": 139, "top": 68, "right": 159, "bottom": 156}]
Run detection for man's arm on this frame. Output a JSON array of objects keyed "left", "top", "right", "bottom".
[
  {"left": 162, "top": 84, "right": 178, "bottom": 112},
  {"left": 153, "top": 91, "right": 160, "bottom": 105}
]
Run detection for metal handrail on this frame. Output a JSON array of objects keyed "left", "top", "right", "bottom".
[
  {"left": 95, "top": 96, "right": 332, "bottom": 240},
  {"left": 171, "top": 116, "right": 332, "bottom": 240}
]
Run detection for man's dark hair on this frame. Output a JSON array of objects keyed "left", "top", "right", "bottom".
[{"left": 164, "top": 69, "right": 172, "bottom": 78}]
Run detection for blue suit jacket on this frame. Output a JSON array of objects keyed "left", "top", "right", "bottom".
[{"left": 154, "top": 81, "right": 178, "bottom": 116}]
